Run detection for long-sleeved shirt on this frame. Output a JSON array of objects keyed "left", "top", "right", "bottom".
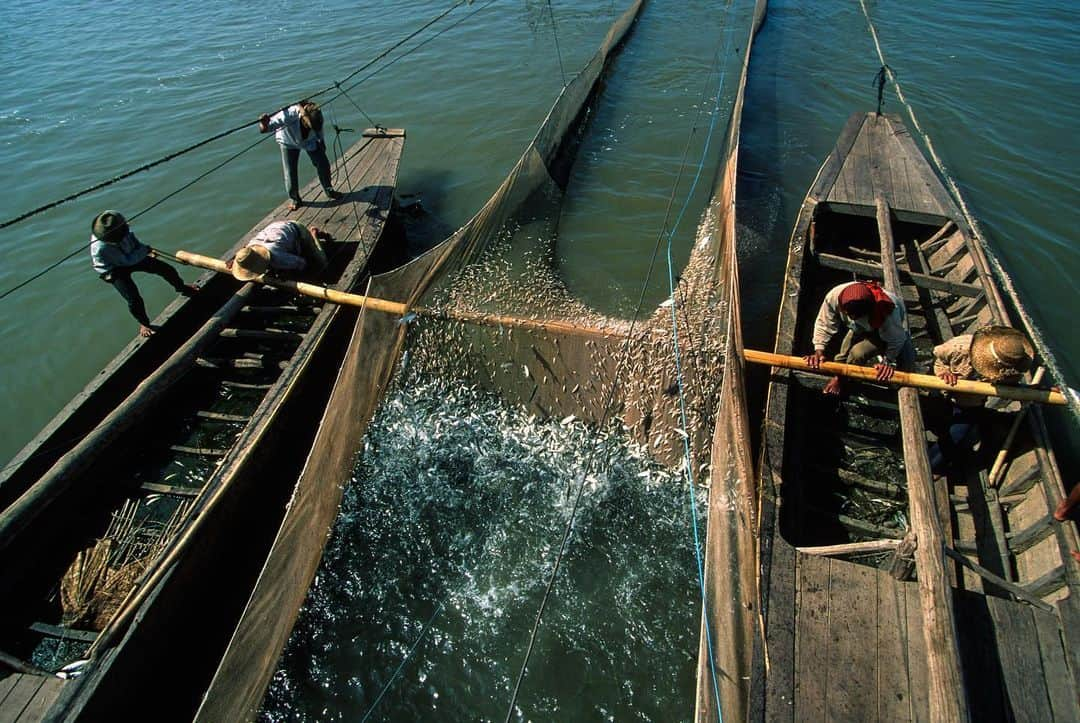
[
  {"left": 812, "top": 282, "right": 910, "bottom": 362},
  {"left": 264, "top": 104, "right": 323, "bottom": 152},
  {"left": 933, "top": 334, "right": 984, "bottom": 407},
  {"left": 932, "top": 335, "right": 975, "bottom": 380},
  {"left": 90, "top": 231, "right": 150, "bottom": 276},
  {"left": 246, "top": 221, "right": 310, "bottom": 272}
]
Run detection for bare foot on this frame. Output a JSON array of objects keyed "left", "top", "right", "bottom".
[
  {"left": 1055, "top": 499, "right": 1071, "bottom": 522},
  {"left": 288, "top": 199, "right": 301, "bottom": 212},
  {"left": 823, "top": 377, "right": 843, "bottom": 396},
  {"left": 139, "top": 324, "right": 154, "bottom": 338},
  {"left": 1071, "top": 551, "right": 1080, "bottom": 563}
]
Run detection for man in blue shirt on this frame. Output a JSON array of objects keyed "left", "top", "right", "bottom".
[{"left": 90, "top": 210, "right": 195, "bottom": 337}]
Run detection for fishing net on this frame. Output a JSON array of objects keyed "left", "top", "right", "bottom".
[{"left": 196, "top": 3, "right": 676, "bottom": 719}]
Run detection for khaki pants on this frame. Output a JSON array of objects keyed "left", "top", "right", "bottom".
[{"left": 835, "top": 329, "right": 915, "bottom": 370}]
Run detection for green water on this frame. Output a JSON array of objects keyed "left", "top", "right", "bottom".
[
  {"left": 2, "top": 0, "right": 1077, "bottom": 718},
  {"left": 2, "top": 1, "right": 1075, "bottom": 461}
]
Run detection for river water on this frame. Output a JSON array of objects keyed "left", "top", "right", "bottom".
[{"left": 2, "top": 0, "right": 1076, "bottom": 719}]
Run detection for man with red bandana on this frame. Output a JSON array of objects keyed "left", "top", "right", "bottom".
[{"left": 803, "top": 280, "right": 915, "bottom": 395}]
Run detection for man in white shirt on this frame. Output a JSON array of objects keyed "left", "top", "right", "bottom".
[
  {"left": 259, "top": 100, "right": 342, "bottom": 211},
  {"left": 228, "top": 220, "right": 332, "bottom": 281}
]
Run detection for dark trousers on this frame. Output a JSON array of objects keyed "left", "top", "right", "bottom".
[
  {"left": 104, "top": 256, "right": 186, "bottom": 326},
  {"left": 281, "top": 142, "right": 333, "bottom": 202}
]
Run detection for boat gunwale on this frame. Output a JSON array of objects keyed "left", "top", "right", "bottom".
[{"left": 752, "top": 110, "right": 1080, "bottom": 720}]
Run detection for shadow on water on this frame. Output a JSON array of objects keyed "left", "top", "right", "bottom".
[{"left": 735, "top": 2, "right": 784, "bottom": 447}]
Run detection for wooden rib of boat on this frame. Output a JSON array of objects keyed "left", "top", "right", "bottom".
[
  {"left": 0, "top": 128, "right": 404, "bottom": 722},
  {"left": 753, "top": 112, "right": 1080, "bottom": 721}
]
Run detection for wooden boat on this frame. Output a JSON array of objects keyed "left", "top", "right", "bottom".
[
  {"left": 0, "top": 128, "right": 404, "bottom": 721},
  {"left": 752, "top": 112, "right": 1080, "bottom": 720}
]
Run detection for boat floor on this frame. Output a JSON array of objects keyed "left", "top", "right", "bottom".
[
  {"left": 770, "top": 551, "right": 1080, "bottom": 721},
  {"left": 0, "top": 674, "right": 65, "bottom": 722}
]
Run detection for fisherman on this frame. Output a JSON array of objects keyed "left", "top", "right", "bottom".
[
  {"left": 90, "top": 210, "right": 196, "bottom": 338},
  {"left": 927, "top": 325, "right": 1036, "bottom": 474},
  {"left": 258, "top": 100, "right": 342, "bottom": 211},
  {"left": 933, "top": 325, "right": 1034, "bottom": 406},
  {"left": 803, "top": 279, "right": 914, "bottom": 395},
  {"left": 226, "top": 220, "right": 333, "bottom": 281}
]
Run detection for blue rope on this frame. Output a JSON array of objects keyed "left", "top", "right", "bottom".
[
  {"left": 360, "top": 600, "right": 447, "bottom": 722},
  {"left": 661, "top": 3, "right": 739, "bottom": 719}
]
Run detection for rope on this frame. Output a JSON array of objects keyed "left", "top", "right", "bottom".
[
  {"left": 360, "top": 600, "right": 446, "bottom": 722},
  {"left": 857, "top": 0, "right": 1080, "bottom": 421},
  {"left": 332, "top": 0, "right": 499, "bottom": 101},
  {"left": 659, "top": 5, "right": 738, "bottom": 718},
  {"left": 0, "top": 1, "right": 475, "bottom": 234},
  {"left": 0, "top": 134, "right": 273, "bottom": 302},
  {"left": 0, "top": 119, "right": 259, "bottom": 231},
  {"left": 0, "top": 1, "right": 484, "bottom": 302},
  {"left": 504, "top": 2, "right": 738, "bottom": 718},
  {"left": 547, "top": 0, "right": 568, "bottom": 88}
]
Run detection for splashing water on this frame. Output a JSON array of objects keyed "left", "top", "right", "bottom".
[{"left": 261, "top": 378, "right": 704, "bottom": 721}]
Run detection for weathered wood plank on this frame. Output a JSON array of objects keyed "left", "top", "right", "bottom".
[
  {"left": 218, "top": 328, "right": 304, "bottom": 342},
  {"left": 817, "top": 252, "right": 983, "bottom": 297},
  {"left": 19, "top": 676, "right": 64, "bottom": 722},
  {"left": 194, "top": 410, "right": 248, "bottom": 423},
  {"left": 830, "top": 119, "right": 875, "bottom": 209},
  {"left": 877, "top": 574, "right": 915, "bottom": 721},
  {"left": 903, "top": 583, "right": 931, "bottom": 721},
  {"left": 825, "top": 561, "right": 877, "bottom": 721},
  {"left": 139, "top": 482, "right": 201, "bottom": 498},
  {"left": 1007, "top": 514, "right": 1055, "bottom": 555},
  {"left": 1032, "top": 609, "right": 1080, "bottom": 722},
  {"left": 0, "top": 675, "right": 45, "bottom": 721},
  {"left": 0, "top": 675, "right": 20, "bottom": 705},
  {"left": 882, "top": 114, "right": 955, "bottom": 219},
  {"left": 942, "top": 547, "right": 1052, "bottom": 612},
  {"left": 28, "top": 621, "right": 98, "bottom": 643},
  {"left": 797, "top": 539, "right": 900, "bottom": 556},
  {"left": 953, "top": 592, "right": 1008, "bottom": 720},
  {"left": 986, "top": 597, "right": 1054, "bottom": 720},
  {"left": 794, "top": 553, "right": 831, "bottom": 720}
]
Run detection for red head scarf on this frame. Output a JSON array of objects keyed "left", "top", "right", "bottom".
[{"left": 839, "top": 281, "right": 894, "bottom": 329}]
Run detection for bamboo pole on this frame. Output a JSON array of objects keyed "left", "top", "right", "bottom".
[
  {"left": 174, "top": 250, "right": 1068, "bottom": 407},
  {"left": 743, "top": 349, "right": 1066, "bottom": 405},
  {"left": 174, "top": 250, "right": 627, "bottom": 342},
  {"left": 987, "top": 367, "right": 1046, "bottom": 487}
]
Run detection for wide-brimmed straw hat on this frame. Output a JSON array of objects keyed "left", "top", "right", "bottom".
[
  {"left": 299, "top": 101, "right": 323, "bottom": 132},
  {"left": 232, "top": 245, "right": 271, "bottom": 281},
  {"left": 970, "top": 326, "right": 1034, "bottom": 382},
  {"left": 92, "top": 210, "right": 129, "bottom": 243}
]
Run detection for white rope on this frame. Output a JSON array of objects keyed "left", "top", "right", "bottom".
[{"left": 858, "top": 0, "right": 1080, "bottom": 421}]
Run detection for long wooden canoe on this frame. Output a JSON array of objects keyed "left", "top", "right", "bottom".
[
  {"left": 0, "top": 129, "right": 404, "bottom": 722},
  {"left": 753, "top": 112, "right": 1080, "bottom": 721}
]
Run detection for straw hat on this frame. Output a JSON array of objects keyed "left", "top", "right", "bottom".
[
  {"left": 299, "top": 101, "right": 323, "bottom": 132},
  {"left": 92, "top": 210, "right": 128, "bottom": 243},
  {"left": 232, "top": 245, "right": 271, "bottom": 281},
  {"left": 970, "top": 326, "right": 1034, "bottom": 382}
]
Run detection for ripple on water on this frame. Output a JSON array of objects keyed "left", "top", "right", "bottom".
[{"left": 261, "top": 378, "right": 705, "bottom": 721}]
